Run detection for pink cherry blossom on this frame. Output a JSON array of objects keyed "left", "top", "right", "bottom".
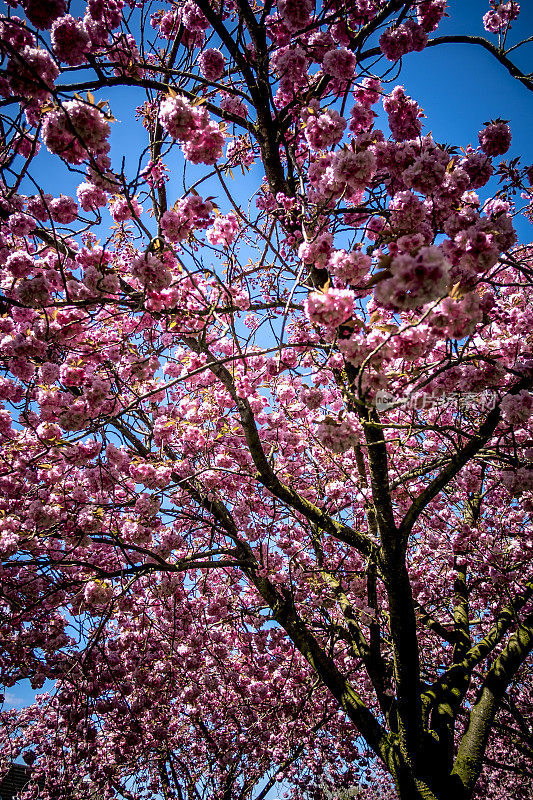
[
  {"left": 7, "top": 46, "right": 59, "bottom": 101},
  {"left": 483, "top": 2, "right": 520, "bottom": 33},
  {"left": 198, "top": 48, "right": 226, "bottom": 81},
  {"left": 302, "top": 102, "right": 347, "bottom": 151},
  {"left": 41, "top": 100, "right": 111, "bottom": 164},
  {"left": 417, "top": 1, "right": 448, "bottom": 32},
  {"left": 51, "top": 14, "right": 90, "bottom": 65},
  {"left": 49, "top": 196, "right": 78, "bottom": 224},
  {"left": 478, "top": 120, "right": 512, "bottom": 156},
  {"left": 109, "top": 195, "right": 142, "bottom": 223},
  {"left": 277, "top": 0, "right": 314, "bottom": 32},
  {"left": 160, "top": 95, "right": 225, "bottom": 164},
  {"left": 383, "top": 85, "right": 424, "bottom": 141},
  {"left": 161, "top": 194, "right": 214, "bottom": 243},
  {"left": 23, "top": 0, "right": 66, "bottom": 30},
  {"left": 77, "top": 182, "right": 108, "bottom": 211},
  {"left": 131, "top": 252, "right": 172, "bottom": 290},
  {"left": 322, "top": 47, "right": 357, "bottom": 80},
  {"left": 500, "top": 389, "right": 533, "bottom": 425},
  {"left": 206, "top": 213, "right": 240, "bottom": 247},
  {"left": 305, "top": 288, "right": 355, "bottom": 327},
  {"left": 374, "top": 246, "right": 450, "bottom": 309}
]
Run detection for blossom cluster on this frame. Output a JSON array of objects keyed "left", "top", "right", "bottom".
[
  {"left": 379, "top": 19, "right": 428, "bottom": 62},
  {"left": 374, "top": 246, "right": 451, "bottom": 310},
  {"left": 161, "top": 194, "right": 214, "bottom": 243},
  {"left": 41, "top": 100, "right": 111, "bottom": 165},
  {"left": 483, "top": 1, "right": 520, "bottom": 33},
  {"left": 159, "top": 95, "right": 225, "bottom": 164},
  {"left": 305, "top": 288, "right": 355, "bottom": 328}
]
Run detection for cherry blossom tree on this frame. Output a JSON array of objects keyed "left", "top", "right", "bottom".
[
  {"left": 0, "top": 2, "right": 532, "bottom": 800},
  {"left": 2, "top": 580, "right": 364, "bottom": 800}
]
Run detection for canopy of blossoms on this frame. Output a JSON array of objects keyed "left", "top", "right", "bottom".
[{"left": 0, "top": 2, "right": 531, "bottom": 800}]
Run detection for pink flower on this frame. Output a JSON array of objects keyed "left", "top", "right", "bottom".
[
  {"left": 226, "top": 136, "right": 257, "bottom": 167},
  {"left": 277, "top": 0, "right": 314, "bottom": 32},
  {"left": 84, "top": 580, "right": 113, "bottom": 608},
  {"left": 178, "top": 0, "right": 209, "bottom": 33},
  {"left": 0, "top": 531, "right": 19, "bottom": 557},
  {"left": 160, "top": 95, "right": 225, "bottom": 164},
  {"left": 59, "top": 364, "right": 85, "bottom": 386},
  {"left": 12, "top": 132, "right": 40, "bottom": 159},
  {"left": 483, "top": 2, "right": 520, "bottom": 33},
  {"left": 161, "top": 194, "right": 214, "bottom": 243},
  {"left": 7, "top": 47, "right": 59, "bottom": 101},
  {"left": 154, "top": 10, "right": 179, "bottom": 39},
  {"left": 220, "top": 93, "right": 248, "bottom": 118},
  {"left": 383, "top": 86, "right": 423, "bottom": 141},
  {"left": 39, "top": 362, "right": 60, "bottom": 384},
  {"left": 109, "top": 195, "right": 142, "bottom": 223},
  {"left": 330, "top": 147, "right": 377, "bottom": 195},
  {"left": 302, "top": 102, "right": 346, "bottom": 151},
  {"left": 348, "top": 104, "right": 375, "bottom": 135},
  {"left": 131, "top": 253, "right": 172, "bottom": 290},
  {"left": 401, "top": 143, "right": 448, "bottom": 195},
  {"left": 298, "top": 232, "right": 333, "bottom": 267},
  {"left": 417, "top": 1, "right": 448, "bottom": 32},
  {"left": 328, "top": 249, "right": 371, "bottom": 284},
  {"left": 82, "top": 12, "right": 109, "bottom": 48},
  {"left": 51, "top": 14, "right": 90, "bottom": 65},
  {"left": 500, "top": 390, "right": 533, "bottom": 425},
  {"left": 379, "top": 25, "right": 412, "bottom": 61},
  {"left": 108, "top": 33, "right": 145, "bottom": 80},
  {"left": 8, "top": 212, "right": 35, "bottom": 236},
  {"left": 271, "top": 46, "right": 308, "bottom": 84},
  {"left": 15, "top": 275, "right": 51, "bottom": 307},
  {"left": 206, "top": 213, "right": 240, "bottom": 247},
  {"left": 388, "top": 191, "right": 427, "bottom": 231},
  {"left": 322, "top": 48, "right": 357, "bottom": 80},
  {"left": 379, "top": 20, "right": 427, "bottom": 62},
  {"left": 429, "top": 292, "right": 483, "bottom": 338},
  {"left": 5, "top": 251, "right": 34, "bottom": 279},
  {"left": 315, "top": 413, "right": 361, "bottom": 453},
  {"left": 354, "top": 77, "right": 381, "bottom": 107},
  {"left": 77, "top": 182, "right": 108, "bottom": 211},
  {"left": 26, "top": 194, "right": 52, "bottom": 222},
  {"left": 181, "top": 122, "right": 225, "bottom": 165},
  {"left": 50, "top": 195, "right": 78, "bottom": 224},
  {"left": 478, "top": 121, "right": 511, "bottom": 156},
  {"left": 300, "top": 386, "right": 323, "bottom": 410},
  {"left": 198, "top": 49, "right": 226, "bottom": 81},
  {"left": 460, "top": 149, "right": 494, "bottom": 188},
  {"left": 0, "top": 16, "right": 35, "bottom": 51},
  {"left": 374, "top": 246, "right": 450, "bottom": 310},
  {"left": 87, "top": 0, "right": 124, "bottom": 30},
  {"left": 23, "top": 0, "right": 67, "bottom": 30},
  {"left": 41, "top": 100, "right": 111, "bottom": 165},
  {"left": 106, "top": 443, "right": 131, "bottom": 472},
  {"left": 308, "top": 30, "right": 335, "bottom": 61},
  {"left": 305, "top": 288, "right": 355, "bottom": 327}
]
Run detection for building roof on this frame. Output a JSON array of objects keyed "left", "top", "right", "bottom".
[{"left": 0, "top": 764, "right": 33, "bottom": 800}]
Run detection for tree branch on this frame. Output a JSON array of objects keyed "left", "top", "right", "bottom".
[
  {"left": 398, "top": 377, "right": 532, "bottom": 545},
  {"left": 426, "top": 35, "right": 533, "bottom": 94},
  {"left": 452, "top": 611, "right": 533, "bottom": 795}
]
